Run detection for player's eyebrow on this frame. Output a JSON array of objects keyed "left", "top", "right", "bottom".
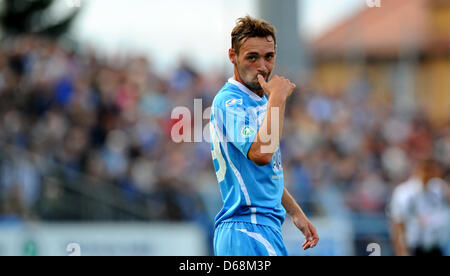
[{"left": 245, "top": 51, "right": 275, "bottom": 56}]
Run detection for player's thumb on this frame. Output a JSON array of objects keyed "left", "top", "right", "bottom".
[{"left": 257, "top": 74, "right": 267, "bottom": 89}]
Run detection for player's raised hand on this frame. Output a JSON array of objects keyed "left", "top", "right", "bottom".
[{"left": 257, "top": 74, "right": 296, "bottom": 101}]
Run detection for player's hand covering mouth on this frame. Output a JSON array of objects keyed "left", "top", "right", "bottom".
[{"left": 257, "top": 73, "right": 268, "bottom": 80}]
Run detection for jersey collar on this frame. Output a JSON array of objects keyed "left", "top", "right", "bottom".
[{"left": 228, "top": 77, "right": 264, "bottom": 102}]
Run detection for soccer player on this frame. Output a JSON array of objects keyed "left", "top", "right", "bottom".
[
  {"left": 209, "top": 16, "right": 319, "bottom": 256},
  {"left": 390, "top": 159, "right": 449, "bottom": 256}
]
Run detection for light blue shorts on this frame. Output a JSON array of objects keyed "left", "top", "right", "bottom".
[{"left": 214, "top": 221, "right": 288, "bottom": 256}]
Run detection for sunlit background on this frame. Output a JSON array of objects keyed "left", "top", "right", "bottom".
[{"left": 0, "top": 0, "right": 449, "bottom": 256}]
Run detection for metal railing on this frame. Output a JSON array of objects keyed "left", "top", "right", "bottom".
[{"left": 0, "top": 141, "right": 154, "bottom": 221}]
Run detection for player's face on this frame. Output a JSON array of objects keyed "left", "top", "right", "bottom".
[{"left": 232, "top": 36, "right": 276, "bottom": 91}]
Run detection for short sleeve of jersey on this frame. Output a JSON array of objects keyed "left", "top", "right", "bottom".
[{"left": 212, "top": 95, "right": 258, "bottom": 158}]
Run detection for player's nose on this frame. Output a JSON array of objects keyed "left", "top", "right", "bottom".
[{"left": 256, "top": 59, "right": 268, "bottom": 73}]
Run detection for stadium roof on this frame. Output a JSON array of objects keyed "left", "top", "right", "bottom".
[{"left": 312, "top": 0, "right": 450, "bottom": 58}]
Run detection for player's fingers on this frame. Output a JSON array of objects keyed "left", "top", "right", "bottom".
[
  {"left": 309, "top": 228, "right": 318, "bottom": 248},
  {"left": 302, "top": 239, "right": 311, "bottom": 249},
  {"left": 302, "top": 239, "right": 310, "bottom": 247},
  {"left": 311, "top": 228, "right": 319, "bottom": 244},
  {"left": 309, "top": 238, "right": 316, "bottom": 247},
  {"left": 257, "top": 74, "right": 267, "bottom": 88},
  {"left": 302, "top": 235, "right": 313, "bottom": 250},
  {"left": 313, "top": 234, "right": 319, "bottom": 245},
  {"left": 312, "top": 240, "right": 319, "bottom": 248},
  {"left": 303, "top": 241, "right": 312, "bottom": 250}
]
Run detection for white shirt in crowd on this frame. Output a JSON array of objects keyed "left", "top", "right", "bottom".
[{"left": 390, "top": 177, "right": 449, "bottom": 250}]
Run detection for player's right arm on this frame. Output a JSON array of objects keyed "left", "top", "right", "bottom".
[
  {"left": 391, "top": 222, "right": 410, "bottom": 256},
  {"left": 389, "top": 187, "right": 411, "bottom": 256},
  {"left": 247, "top": 74, "right": 295, "bottom": 166}
]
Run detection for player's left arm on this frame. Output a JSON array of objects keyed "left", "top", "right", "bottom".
[{"left": 282, "top": 187, "right": 319, "bottom": 250}]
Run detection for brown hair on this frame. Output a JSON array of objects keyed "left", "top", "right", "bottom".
[{"left": 231, "top": 15, "right": 277, "bottom": 55}]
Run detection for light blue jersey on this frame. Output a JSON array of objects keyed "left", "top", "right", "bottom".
[{"left": 210, "top": 78, "right": 286, "bottom": 232}]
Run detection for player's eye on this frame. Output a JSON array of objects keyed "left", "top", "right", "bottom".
[
  {"left": 265, "top": 55, "right": 274, "bottom": 60},
  {"left": 247, "top": 56, "right": 257, "bottom": 61}
]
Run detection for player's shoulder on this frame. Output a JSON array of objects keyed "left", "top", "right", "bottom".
[
  {"left": 392, "top": 177, "right": 421, "bottom": 200},
  {"left": 213, "top": 82, "right": 249, "bottom": 109}
]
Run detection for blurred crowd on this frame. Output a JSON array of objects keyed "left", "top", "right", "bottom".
[
  {"left": 0, "top": 36, "right": 449, "bottom": 231},
  {"left": 0, "top": 35, "right": 223, "bottom": 224}
]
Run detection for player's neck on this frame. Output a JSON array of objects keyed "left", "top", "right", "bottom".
[{"left": 233, "top": 72, "right": 264, "bottom": 98}]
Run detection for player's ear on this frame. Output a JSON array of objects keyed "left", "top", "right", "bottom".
[{"left": 229, "top": 48, "right": 237, "bottom": 65}]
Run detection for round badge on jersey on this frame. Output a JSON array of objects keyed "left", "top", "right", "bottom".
[{"left": 241, "top": 126, "right": 256, "bottom": 137}]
